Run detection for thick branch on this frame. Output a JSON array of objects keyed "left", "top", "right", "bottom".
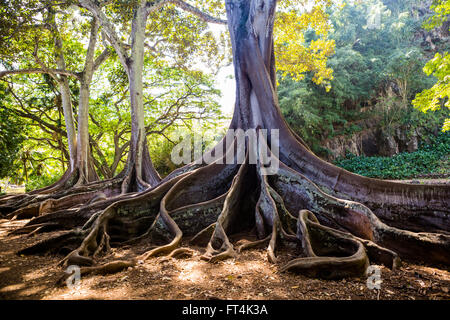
[
  {"left": 93, "top": 48, "right": 111, "bottom": 72},
  {"left": 147, "top": 0, "right": 227, "bottom": 24},
  {"left": 78, "top": 0, "right": 130, "bottom": 70}
]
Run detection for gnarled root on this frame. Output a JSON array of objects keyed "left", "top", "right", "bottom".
[
  {"left": 3, "top": 155, "right": 173, "bottom": 220},
  {"left": 280, "top": 210, "right": 369, "bottom": 279},
  {"left": 271, "top": 164, "right": 450, "bottom": 267},
  {"left": 6, "top": 178, "right": 123, "bottom": 220}
]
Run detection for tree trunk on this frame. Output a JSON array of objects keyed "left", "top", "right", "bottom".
[
  {"left": 31, "top": 17, "right": 101, "bottom": 192},
  {"left": 76, "top": 18, "right": 101, "bottom": 185},
  {"left": 58, "top": 77, "right": 77, "bottom": 170},
  {"left": 53, "top": 17, "right": 78, "bottom": 171},
  {"left": 119, "top": 3, "right": 161, "bottom": 192},
  {"left": 226, "top": 0, "right": 450, "bottom": 233},
  {"left": 75, "top": 0, "right": 161, "bottom": 193},
  {"left": 76, "top": 83, "right": 98, "bottom": 184}
]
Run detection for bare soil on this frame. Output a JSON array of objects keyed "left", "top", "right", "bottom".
[{"left": 0, "top": 218, "right": 449, "bottom": 300}]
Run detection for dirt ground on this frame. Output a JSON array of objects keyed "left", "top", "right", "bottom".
[{"left": 0, "top": 218, "right": 449, "bottom": 300}]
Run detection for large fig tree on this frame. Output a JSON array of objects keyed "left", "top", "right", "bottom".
[{"left": 16, "top": 0, "right": 450, "bottom": 278}]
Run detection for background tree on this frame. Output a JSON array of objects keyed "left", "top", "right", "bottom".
[
  {"left": 0, "top": 0, "right": 228, "bottom": 216},
  {"left": 0, "top": 3, "right": 118, "bottom": 217},
  {"left": 77, "top": 0, "right": 228, "bottom": 193},
  {"left": 89, "top": 57, "right": 224, "bottom": 179},
  {"left": 0, "top": 3, "right": 111, "bottom": 185},
  {"left": 0, "top": 1, "right": 80, "bottom": 191}
]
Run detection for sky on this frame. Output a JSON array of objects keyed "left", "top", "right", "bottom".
[
  {"left": 207, "top": 23, "right": 236, "bottom": 118},
  {"left": 215, "top": 64, "right": 235, "bottom": 117}
]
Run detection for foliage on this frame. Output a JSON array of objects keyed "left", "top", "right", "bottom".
[
  {"left": 412, "top": 0, "right": 450, "bottom": 131},
  {"left": 413, "top": 51, "right": 450, "bottom": 131},
  {"left": 275, "top": 0, "right": 336, "bottom": 88},
  {"left": 149, "top": 124, "right": 227, "bottom": 177},
  {"left": 334, "top": 131, "right": 450, "bottom": 179},
  {"left": 89, "top": 56, "right": 225, "bottom": 179},
  {"left": 0, "top": 83, "right": 26, "bottom": 179},
  {"left": 0, "top": 70, "right": 74, "bottom": 186},
  {"left": 25, "top": 173, "right": 61, "bottom": 192},
  {"left": 278, "top": 0, "right": 440, "bottom": 156},
  {"left": 422, "top": 0, "right": 450, "bottom": 30}
]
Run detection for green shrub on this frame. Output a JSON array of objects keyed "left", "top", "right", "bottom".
[
  {"left": 25, "top": 174, "right": 61, "bottom": 192},
  {"left": 334, "top": 132, "right": 450, "bottom": 179}
]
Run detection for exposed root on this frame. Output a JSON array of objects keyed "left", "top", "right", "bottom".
[
  {"left": 0, "top": 169, "right": 77, "bottom": 210},
  {"left": 236, "top": 235, "right": 271, "bottom": 253},
  {"left": 280, "top": 210, "right": 369, "bottom": 279},
  {"left": 138, "top": 215, "right": 182, "bottom": 261},
  {"left": 60, "top": 207, "right": 115, "bottom": 266},
  {"left": 189, "top": 223, "right": 216, "bottom": 246},
  {"left": 4, "top": 177, "right": 123, "bottom": 220},
  {"left": 271, "top": 163, "right": 450, "bottom": 266},
  {"left": 202, "top": 223, "right": 237, "bottom": 263},
  {"left": 281, "top": 130, "right": 450, "bottom": 234},
  {"left": 355, "top": 238, "right": 401, "bottom": 270},
  {"left": 12, "top": 167, "right": 196, "bottom": 240},
  {"left": 18, "top": 230, "right": 85, "bottom": 256},
  {"left": 200, "top": 150, "right": 252, "bottom": 262},
  {"left": 168, "top": 247, "right": 194, "bottom": 259},
  {"left": 56, "top": 260, "right": 135, "bottom": 287},
  {"left": 63, "top": 249, "right": 95, "bottom": 267},
  {"left": 40, "top": 155, "right": 230, "bottom": 274},
  {"left": 93, "top": 226, "right": 111, "bottom": 257},
  {"left": 2, "top": 156, "right": 170, "bottom": 220},
  {"left": 9, "top": 222, "right": 58, "bottom": 236}
]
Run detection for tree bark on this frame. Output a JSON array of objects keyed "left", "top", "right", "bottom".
[
  {"left": 51, "top": 12, "right": 78, "bottom": 171},
  {"left": 123, "top": 4, "right": 161, "bottom": 191},
  {"left": 76, "top": 18, "right": 102, "bottom": 185}
]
